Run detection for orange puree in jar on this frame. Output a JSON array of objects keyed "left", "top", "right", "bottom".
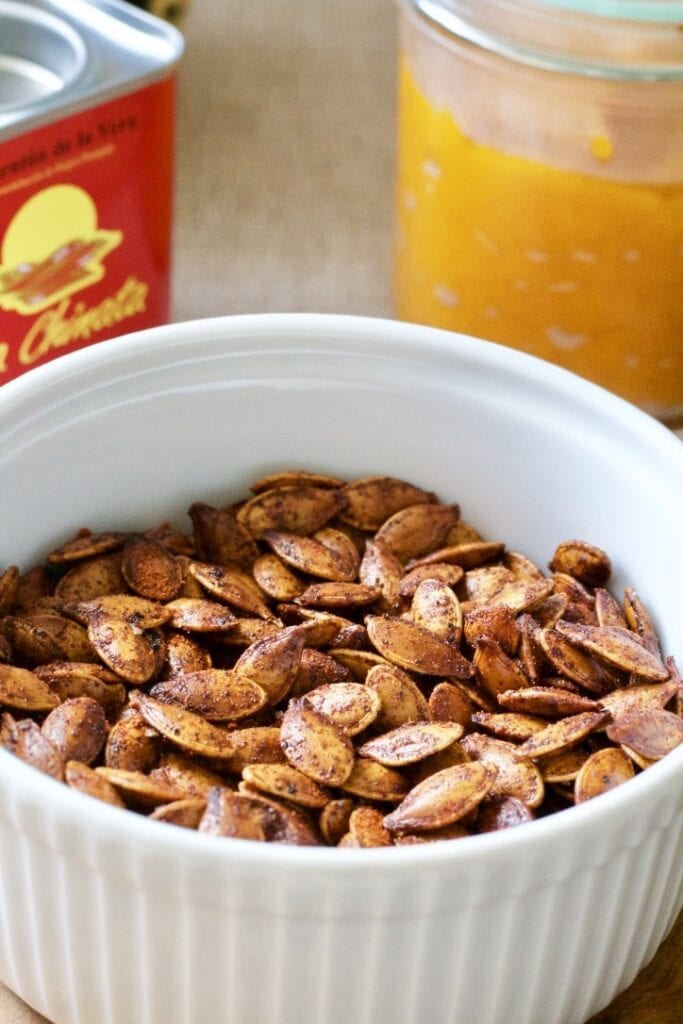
[{"left": 394, "top": 63, "right": 683, "bottom": 418}]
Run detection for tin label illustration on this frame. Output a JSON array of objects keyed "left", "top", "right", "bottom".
[
  {"left": 0, "top": 78, "right": 175, "bottom": 382},
  {"left": 0, "top": 185, "right": 122, "bottom": 315}
]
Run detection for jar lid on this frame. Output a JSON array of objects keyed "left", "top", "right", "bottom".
[
  {"left": 410, "top": 0, "right": 683, "bottom": 79},
  {"left": 534, "top": 0, "right": 683, "bottom": 20}
]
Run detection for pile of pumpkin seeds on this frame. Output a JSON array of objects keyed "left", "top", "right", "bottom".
[{"left": 1, "top": 470, "right": 681, "bottom": 847}]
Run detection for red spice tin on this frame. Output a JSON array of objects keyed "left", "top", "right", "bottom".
[{"left": 0, "top": 0, "right": 184, "bottom": 382}]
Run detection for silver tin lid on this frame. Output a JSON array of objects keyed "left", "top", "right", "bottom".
[{"left": 0, "top": 0, "right": 184, "bottom": 139}]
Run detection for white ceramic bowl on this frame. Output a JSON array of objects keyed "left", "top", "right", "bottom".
[{"left": 0, "top": 314, "right": 681, "bottom": 1024}]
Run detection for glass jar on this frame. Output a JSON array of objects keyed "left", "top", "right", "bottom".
[{"left": 394, "top": 0, "right": 683, "bottom": 423}]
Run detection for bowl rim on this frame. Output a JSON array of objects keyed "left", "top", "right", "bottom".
[{"left": 1, "top": 312, "right": 682, "bottom": 872}]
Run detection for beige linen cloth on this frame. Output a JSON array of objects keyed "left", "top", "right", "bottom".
[{"left": 1, "top": 1, "right": 680, "bottom": 1020}]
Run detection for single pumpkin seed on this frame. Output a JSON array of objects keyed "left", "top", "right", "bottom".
[
  {"left": 516, "top": 710, "right": 610, "bottom": 760},
  {"left": 365, "top": 663, "right": 429, "bottom": 729},
  {"left": 263, "top": 530, "right": 356, "bottom": 581},
  {"left": 598, "top": 680, "right": 679, "bottom": 718},
  {"left": 222, "top": 726, "right": 286, "bottom": 773},
  {"left": 65, "top": 760, "right": 125, "bottom": 807},
  {"left": 189, "top": 561, "right": 273, "bottom": 619},
  {"left": 348, "top": 806, "right": 392, "bottom": 847},
  {"left": 143, "top": 523, "right": 195, "bottom": 558},
  {"left": 188, "top": 502, "right": 260, "bottom": 570},
  {"left": 0, "top": 663, "right": 61, "bottom": 711},
  {"left": 319, "top": 797, "right": 355, "bottom": 845},
  {"left": 503, "top": 552, "right": 545, "bottom": 583},
  {"left": 290, "top": 647, "right": 352, "bottom": 697},
  {"left": 162, "top": 631, "right": 212, "bottom": 677},
  {"left": 150, "top": 752, "right": 227, "bottom": 798},
  {"left": 550, "top": 573, "right": 597, "bottom": 625},
  {"left": 340, "top": 756, "right": 408, "bottom": 802},
  {"left": 54, "top": 552, "right": 126, "bottom": 603},
  {"left": 36, "top": 666, "right": 126, "bottom": 719},
  {"left": 14, "top": 565, "right": 54, "bottom": 614},
  {"left": 574, "top": 747, "right": 635, "bottom": 802},
  {"left": 464, "top": 603, "right": 518, "bottom": 657},
  {"left": 66, "top": 594, "right": 171, "bottom": 630},
  {"left": 407, "top": 541, "right": 505, "bottom": 571},
  {"left": 121, "top": 538, "right": 183, "bottom": 601},
  {"left": 623, "top": 588, "right": 662, "bottom": 658},
  {"left": 470, "top": 711, "right": 547, "bottom": 743},
  {"left": 606, "top": 708, "right": 683, "bottom": 760},
  {"left": 131, "top": 692, "right": 237, "bottom": 760},
  {"left": 165, "top": 598, "right": 237, "bottom": 633},
  {"left": 490, "top": 578, "right": 555, "bottom": 613},
  {"left": 477, "top": 796, "right": 535, "bottom": 831},
  {"left": 94, "top": 766, "right": 185, "bottom": 807},
  {"left": 462, "top": 566, "right": 515, "bottom": 605},
  {"left": 235, "top": 787, "right": 321, "bottom": 845},
  {"left": 539, "top": 626, "right": 615, "bottom": 695},
  {"left": 149, "top": 797, "right": 207, "bottom": 828},
  {"left": 393, "top": 822, "right": 471, "bottom": 844},
  {"left": 105, "top": 709, "right": 160, "bottom": 772},
  {"left": 497, "top": 686, "right": 601, "bottom": 717},
  {"left": 540, "top": 747, "right": 591, "bottom": 784},
  {"left": 548, "top": 540, "right": 611, "bottom": 588},
  {"left": 234, "top": 625, "right": 305, "bottom": 706},
  {"left": 374, "top": 503, "right": 460, "bottom": 564},
  {"left": 249, "top": 469, "right": 346, "bottom": 494},
  {"left": 399, "top": 563, "right": 464, "bottom": 600},
  {"left": 0, "top": 565, "right": 19, "bottom": 615},
  {"left": 358, "top": 720, "right": 463, "bottom": 767},
  {"left": 150, "top": 669, "right": 267, "bottom": 721},
  {"left": 428, "top": 681, "right": 472, "bottom": 727},
  {"left": 472, "top": 640, "right": 529, "bottom": 699},
  {"left": 553, "top": 621, "right": 669, "bottom": 681},
  {"left": 1, "top": 715, "right": 65, "bottom": 779},
  {"left": 279, "top": 698, "right": 355, "bottom": 786},
  {"left": 338, "top": 475, "right": 437, "bottom": 531},
  {"left": 47, "top": 530, "right": 124, "bottom": 563},
  {"left": 411, "top": 578, "right": 463, "bottom": 645},
  {"left": 366, "top": 614, "right": 473, "bottom": 678},
  {"left": 87, "top": 616, "right": 157, "bottom": 684},
  {"left": 237, "top": 485, "right": 344, "bottom": 538},
  {"left": 252, "top": 553, "right": 306, "bottom": 601},
  {"left": 242, "top": 762, "right": 331, "bottom": 808},
  {"left": 360, "top": 536, "right": 406, "bottom": 612},
  {"left": 5, "top": 613, "right": 93, "bottom": 664},
  {"left": 594, "top": 589, "right": 628, "bottom": 630},
  {"left": 304, "top": 682, "right": 380, "bottom": 735},
  {"left": 314, "top": 527, "right": 362, "bottom": 578},
  {"left": 329, "top": 647, "right": 391, "bottom": 680},
  {"left": 41, "top": 696, "right": 106, "bottom": 764},
  {"left": 383, "top": 761, "right": 496, "bottom": 832},
  {"left": 295, "top": 582, "right": 380, "bottom": 609}
]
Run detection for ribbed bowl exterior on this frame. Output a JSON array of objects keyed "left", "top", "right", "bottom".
[
  {"left": 1, "top": 751, "right": 681, "bottom": 1024},
  {"left": 0, "top": 314, "right": 682, "bottom": 1024}
]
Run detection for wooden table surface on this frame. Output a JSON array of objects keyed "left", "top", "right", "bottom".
[{"left": 0, "top": 1, "right": 680, "bottom": 1021}]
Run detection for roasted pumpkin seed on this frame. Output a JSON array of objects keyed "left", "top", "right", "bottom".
[
  {"left": 338, "top": 476, "right": 436, "bottom": 531},
  {"left": 279, "top": 698, "right": 355, "bottom": 785},
  {"left": 383, "top": 761, "right": 496, "bottom": 832},
  {"left": 574, "top": 747, "right": 635, "bottom": 803},
  {"left": 366, "top": 614, "right": 473, "bottom": 678}
]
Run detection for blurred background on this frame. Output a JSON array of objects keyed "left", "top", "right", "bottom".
[{"left": 171, "top": 0, "right": 396, "bottom": 322}]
